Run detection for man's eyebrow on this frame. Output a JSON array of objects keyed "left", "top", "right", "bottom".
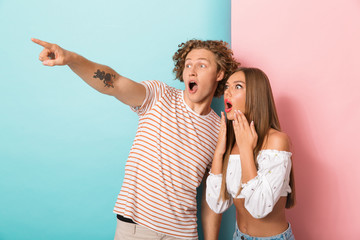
[{"left": 185, "top": 57, "right": 210, "bottom": 62}]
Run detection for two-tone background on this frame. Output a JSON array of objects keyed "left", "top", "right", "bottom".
[{"left": 1, "top": 0, "right": 359, "bottom": 239}]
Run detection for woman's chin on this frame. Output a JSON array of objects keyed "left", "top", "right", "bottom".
[{"left": 225, "top": 112, "right": 234, "bottom": 120}]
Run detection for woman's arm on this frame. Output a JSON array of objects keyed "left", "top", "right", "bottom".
[
  {"left": 205, "top": 111, "right": 233, "bottom": 211},
  {"left": 201, "top": 171, "right": 222, "bottom": 240},
  {"left": 210, "top": 112, "right": 227, "bottom": 174},
  {"left": 241, "top": 131, "right": 292, "bottom": 218}
]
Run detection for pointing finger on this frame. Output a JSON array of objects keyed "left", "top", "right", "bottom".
[{"left": 31, "top": 38, "right": 53, "bottom": 49}]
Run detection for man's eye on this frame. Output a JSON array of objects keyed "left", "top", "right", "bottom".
[
  {"left": 186, "top": 64, "right": 191, "bottom": 68},
  {"left": 200, "top": 64, "right": 206, "bottom": 68}
]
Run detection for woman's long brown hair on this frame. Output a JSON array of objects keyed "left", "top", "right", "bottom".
[{"left": 219, "top": 67, "right": 295, "bottom": 208}]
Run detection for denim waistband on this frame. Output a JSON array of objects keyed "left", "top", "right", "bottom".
[{"left": 233, "top": 222, "right": 294, "bottom": 240}]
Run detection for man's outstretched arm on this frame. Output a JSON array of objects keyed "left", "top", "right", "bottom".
[
  {"left": 201, "top": 171, "right": 222, "bottom": 240},
  {"left": 32, "top": 38, "right": 145, "bottom": 108}
]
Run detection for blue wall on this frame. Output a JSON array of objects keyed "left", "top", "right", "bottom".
[{"left": 0, "top": 0, "right": 235, "bottom": 239}]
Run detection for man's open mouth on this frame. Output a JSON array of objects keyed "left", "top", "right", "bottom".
[{"left": 189, "top": 81, "right": 198, "bottom": 92}]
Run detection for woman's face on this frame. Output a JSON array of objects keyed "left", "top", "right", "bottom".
[{"left": 224, "top": 71, "right": 246, "bottom": 120}]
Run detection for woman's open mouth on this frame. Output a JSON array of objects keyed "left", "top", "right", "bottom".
[{"left": 224, "top": 99, "right": 232, "bottom": 113}]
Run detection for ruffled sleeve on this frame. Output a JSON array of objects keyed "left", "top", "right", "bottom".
[
  {"left": 206, "top": 172, "right": 233, "bottom": 214},
  {"left": 240, "top": 150, "right": 292, "bottom": 219}
]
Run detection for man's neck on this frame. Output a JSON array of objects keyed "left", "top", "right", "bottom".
[{"left": 183, "top": 91, "right": 213, "bottom": 115}]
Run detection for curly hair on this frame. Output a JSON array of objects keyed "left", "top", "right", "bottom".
[{"left": 172, "top": 39, "right": 239, "bottom": 97}]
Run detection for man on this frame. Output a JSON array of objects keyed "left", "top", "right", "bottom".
[{"left": 32, "top": 38, "right": 239, "bottom": 239}]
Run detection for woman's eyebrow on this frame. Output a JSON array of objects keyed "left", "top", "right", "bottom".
[{"left": 230, "top": 80, "right": 246, "bottom": 84}]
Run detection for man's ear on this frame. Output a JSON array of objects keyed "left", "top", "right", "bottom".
[{"left": 216, "top": 70, "right": 225, "bottom": 82}]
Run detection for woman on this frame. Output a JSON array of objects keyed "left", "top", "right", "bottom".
[{"left": 206, "top": 67, "right": 295, "bottom": 240}]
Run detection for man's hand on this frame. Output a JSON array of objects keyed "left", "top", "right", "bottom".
[{"left": 31, "top": 38, "right": 72, "bottom": 66}]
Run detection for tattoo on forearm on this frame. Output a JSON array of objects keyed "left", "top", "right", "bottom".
[{"left": 93, "top": 69, "right": 116, "bottom": 88}]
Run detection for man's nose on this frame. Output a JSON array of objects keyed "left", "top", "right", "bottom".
[{"left": 189, "top": 67, "right": 197, "bottom": 76}]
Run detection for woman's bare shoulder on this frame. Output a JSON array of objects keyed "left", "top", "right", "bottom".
[{"left": 263, "top": 129, "right": 290, "bottom": 152}]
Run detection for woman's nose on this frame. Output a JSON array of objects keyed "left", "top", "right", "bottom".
[{"left": 224, "top": 89, "right": 231, "bottom": 97}]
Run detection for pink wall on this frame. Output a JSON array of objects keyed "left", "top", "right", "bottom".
[{"left": 231, "top": 0, "right": 360, "bottom": 239}]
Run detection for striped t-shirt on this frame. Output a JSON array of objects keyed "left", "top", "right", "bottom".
[{"left": 113, "top": 80, "right": 220, "bottom": 239}]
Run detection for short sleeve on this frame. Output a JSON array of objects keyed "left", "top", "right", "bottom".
[
  {"left": 206, "top": 173, "right": 233, "bottom": 214},
  {"left": 240, "top": 150, "right": 292, "bottom": 218},
  {"left": 130, "top": 80, "right": 166, "bottom": 116}
]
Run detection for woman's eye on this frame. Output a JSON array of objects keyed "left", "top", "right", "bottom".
[
  {"left": 200, "top": 64, "right": 206, "bottom": 68},
  {"left": 224, "top": 85, "right": 229, "bottom": 90},
  {"left": 235, "top": 84, "right": 242, "bottom": 89},
  {"left": 186, "top": 64, "right": 191, "bottom": 68}
]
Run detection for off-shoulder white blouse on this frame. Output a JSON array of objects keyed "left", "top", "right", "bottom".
[{"left": 206, "top": 149, "right": 292, "bottom": 219}]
